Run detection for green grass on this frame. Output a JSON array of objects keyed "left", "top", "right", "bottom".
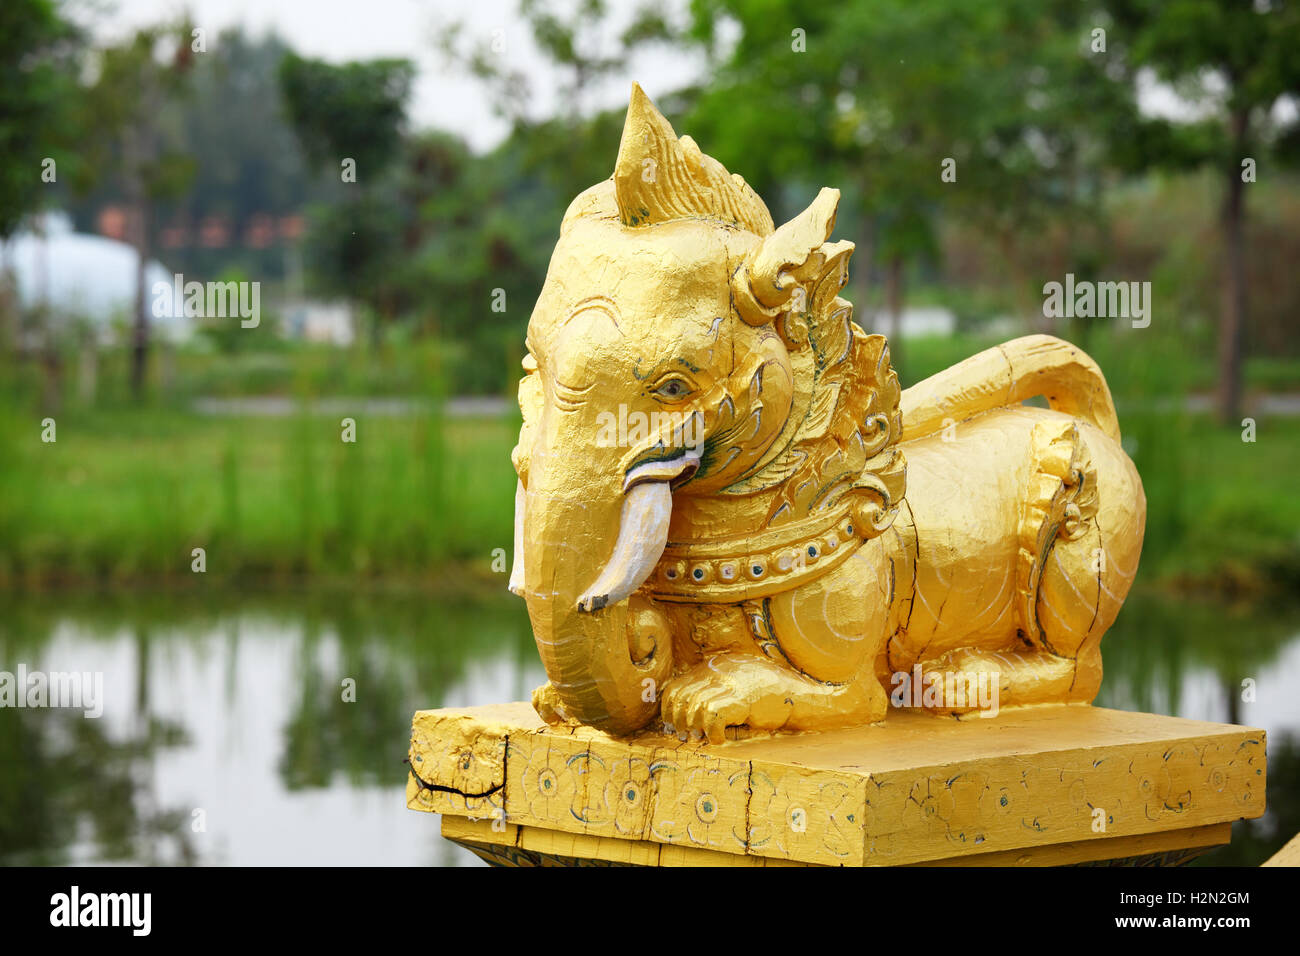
[
  {"left": 2, "top": 327, "right": 1297, "bottom": 593},
  {"left": 0, "top": 404, "right": 519, "bottom": 588},
  {"left": 1158, "top": 414, "right": 1300, "bottom": 590},
  {"left": 2, "top": 401, "right": 1295, "bottom": 593}
]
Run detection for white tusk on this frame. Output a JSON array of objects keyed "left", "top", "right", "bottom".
[
  {"left": 508, "top": 480, "right": 526, "bottom": 597},
  {"left": 575, "top": 479, "right": 673, "bottom": 613}
]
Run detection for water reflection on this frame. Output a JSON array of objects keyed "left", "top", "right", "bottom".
[
  {"left": 0, "top": 589, "right": 542, "bottom": 865},
  {"left": 1096, "top": 591, "right": 1300, "bottom": 865},
  {"left": 0, "top": 588, "right": 1296, "bottom": 866}
]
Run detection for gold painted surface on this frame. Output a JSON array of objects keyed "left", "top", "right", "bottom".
[
  {"left": 409, "top": 702, "right": 1265, "bottom": 867},
  {"left": 1262, "top": 832, "right": 1300, "bottom": 867},
  {"left": 512, "top": 84, "right": 1147, "bottom": 740},
  {"left": 441, "top": 816, "right": 1228, "bottom": 868}
]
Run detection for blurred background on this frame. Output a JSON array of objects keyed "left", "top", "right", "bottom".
[{"left": 1, "top": 0, "right": 1298, "bottom": 866}]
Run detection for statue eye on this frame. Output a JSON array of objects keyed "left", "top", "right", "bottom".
[{"left": 653, "top": 377, "right": 693, "bottom": 401}]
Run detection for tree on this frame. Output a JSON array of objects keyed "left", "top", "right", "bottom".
[
  {"left": 79, "top": 22, "right": 197, "bottom": 399},
  {"left": 1098, "top": 0, "right": 1300, "bottom": 423},
  {"left": 437, "top": 0, "right": 678, "bottom": 207},
  {"left": 403, "top": 121, "right": 619, "bottom": 392},
  {"left": 0, "top": 0, "right": 80, "bottom": 239},
  {"left": 278, "top": 55, "right": 415, "bottom": 179},
  {"left": 164, "top": 29, "right": 322, "bottom": 281},
  {"left": 676, "top": 0, "right": 1134, "bottom": 375},
  {"left": 0, "top": 0, "right": 81, "bottom": 406},
  {"left": 278, "top": 55, "right": 415, "bottom": 339},
  {"left": 430, "top": 1, "right": 709, "bottom": 390},
  {"left": 438, "top": 0, "right": 650, "bottom": 128}
]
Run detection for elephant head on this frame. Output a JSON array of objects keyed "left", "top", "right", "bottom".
[{"left": 509, "top": 85, "right": 888, "bottom": 735}]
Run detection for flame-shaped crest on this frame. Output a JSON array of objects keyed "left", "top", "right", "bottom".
[{"left": 613, "top": 83, "right": 774, "bottom": 235}]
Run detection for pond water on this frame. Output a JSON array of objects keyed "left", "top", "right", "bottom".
[{"left": 1, "top": 587, "right": 1297, "bottom": 866}]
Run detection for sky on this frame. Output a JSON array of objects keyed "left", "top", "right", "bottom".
[
  {"left": 80, "top": 0, "right": 706, "bottom": 153},
  {"left": 77, "top": 0, "right": 1283, "bottom": 153}
]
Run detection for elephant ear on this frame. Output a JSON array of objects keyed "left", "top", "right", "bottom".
[
  {"left": 511, "top": 351, "right": 543, "bottom": 485},
  {"left": 731, "top": 187, "right": 844, "bottom": 338}
]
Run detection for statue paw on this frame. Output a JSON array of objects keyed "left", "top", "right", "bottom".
[{"left": 661, "top": 654, "right": 796, "bottom": 744}]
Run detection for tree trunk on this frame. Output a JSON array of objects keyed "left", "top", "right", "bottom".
[
  {"left": 1217, "top": 109, "right": 1249, "bottom": 426},
  {"left": 40, "top": 346, "right": 62, "bottom": 414},
  {"left": 130, "top": 200, "right": 151, "bottom": 401},
  {"left": 125, "top": 80, "right": 159, "bottom": 403},
  {"left": 79, "top": 328, "right": 98, "bottom": 406},
  {"left": 34, "top": 212, "right": 62, "bottom": 412}
]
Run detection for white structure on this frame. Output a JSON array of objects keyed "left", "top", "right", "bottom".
[
  {"left": 1, "top": 212, "right": 193, "bottom": 343},
  {"left": 862, "top": 305, "right": 957, "bottom": 338},
  {"left": 283, "top": 300, "right": 355, "bottom": 345}
]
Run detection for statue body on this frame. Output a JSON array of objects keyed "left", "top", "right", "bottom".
[{"left": 510, "top": 85, "right": 1145, "bottom": 741}]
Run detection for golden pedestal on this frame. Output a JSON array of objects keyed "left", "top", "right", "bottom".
[{"left": 407, "top": 702, "right": 1265, "bottom": 867}]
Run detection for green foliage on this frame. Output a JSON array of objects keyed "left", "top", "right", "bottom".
[
  {"left": 440, "top": 0, "right": 652, "bottom": 122},
  {"left": 277, "top": 53, "right": 419, "bottom": 339},
  {"left": 402, "top": 116, "right": 627, "bottom": 393},
  {"left": 76, "top": 21, "right": 198, "bottom": 204},
  {"left": 277, "top": 54, "right": 415, "bottom": 178},
  {"left": 1101, "top": 0, "right": 1300, "bottom": 171},
  {"left": 1094, "top": 1, "right": 1300, "bottom": 420},
  {"left": 299, "top": 189, "right": 406, "bottom": 310},
  {"left": 194, "top": 267, "right": 281, "bottom": 353},
  {"left": 160, "top": 30, "right": 323, "bottom": 280},
  {"left": 0, "top": 0, "right": 81, "bottom": 237},
  {"left": 684, "top": 0, "right": 1131, "bottom": 255}
]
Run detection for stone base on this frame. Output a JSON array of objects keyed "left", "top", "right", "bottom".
[{"left": 406, "top": 702, "right": 1265, "bottom": 867}]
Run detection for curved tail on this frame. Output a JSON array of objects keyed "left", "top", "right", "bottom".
[{"left": 900, "top": 335, "right": 1120, "bottom": 443}]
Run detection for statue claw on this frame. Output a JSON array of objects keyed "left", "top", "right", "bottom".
[{"left": 531, "top": 682, "right": 566, "bottom": 724}]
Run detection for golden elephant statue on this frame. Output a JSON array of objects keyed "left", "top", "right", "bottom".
[{"left": 509, "top": 85, "right": 1145, "bottom": 741}]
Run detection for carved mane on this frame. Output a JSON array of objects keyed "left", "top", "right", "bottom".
[{"left": 724, "top": 247, "right": 905, "bottom": 538}]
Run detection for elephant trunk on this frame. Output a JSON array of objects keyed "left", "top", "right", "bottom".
[{"left": 520, "top": 453, "right": 694, "bottom": 734}]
